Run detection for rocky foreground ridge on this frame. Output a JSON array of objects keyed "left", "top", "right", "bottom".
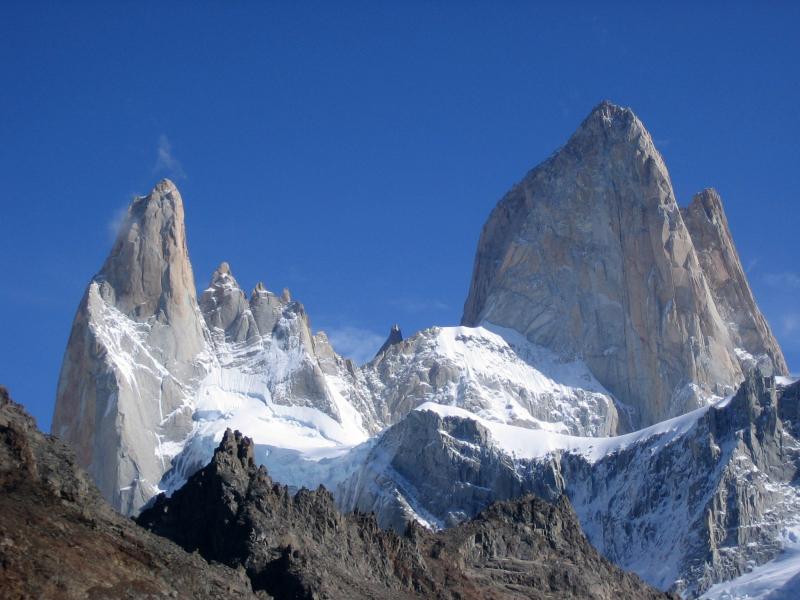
[
  {"left": 0, "top": 386, "right": 259, "bottom": 599},
  {"left": 138, "top": 426, "right": 669, "bottom": 599},
  {"left": 1, "top": 386, "right": 668, "bottom": 599}
]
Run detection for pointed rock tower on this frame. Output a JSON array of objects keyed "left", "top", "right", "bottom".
[
  {"left": 53, "top": 179, "right": 210, "bottom": 513},
  {"left": 462, "top": 102, "right": 780, "bottom": 427},
  {"left": 681, "top": 189, "right": 787, "bottom": 375},
  {"left": 375, "top": 324, "right": 403, "bottom": 358},
  {"left": 199, "top": 262, "right": 259, "bottom": 343}
]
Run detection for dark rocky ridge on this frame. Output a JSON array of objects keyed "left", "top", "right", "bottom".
[
  {"left": 0, "top": 386, "right": 261, "bottom": 599},
  {"left": 376, "top": 323, "right": 404, "bottom": 358},
  {"left": 138, "top": 427, "right": 671, "bottom": 599}
]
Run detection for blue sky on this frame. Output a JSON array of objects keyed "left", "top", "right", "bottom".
[{"left": 1, "top": 2, "right": 798, "bottom": 431}]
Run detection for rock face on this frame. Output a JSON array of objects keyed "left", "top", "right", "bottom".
[
  {"left": 138, "top": 426, "right": 670, "bottom": 600},
  {"left": 560, "top": 374, "right": 800, "bottom": 597},
  {"left": 376, "top": 323, "right": 403, "bottom": 357},
  {"left": 336, "top": 408, "right": 565, "bottom": 531},
  {"left": 337, "top": 373, "right": 800, "bottom": 597},
  {"left": 462, "top": 101, "right": 760, "bottom": 427},
  {"left": 0, "top": 386, "right": 259, "bottom": 599},
  {"left": 199, "top": 261, "right": 260, "bottom": 343},
  {"left": 52, "top": 180, "right": 209, "bottom": 513},
  {"left": 681, "top": 188, "right": 788, "bottom": 376}
]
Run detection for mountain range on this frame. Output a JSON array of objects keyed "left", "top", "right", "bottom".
[{"left": 47, "top": 101, "right": 798, "bottom": 598}]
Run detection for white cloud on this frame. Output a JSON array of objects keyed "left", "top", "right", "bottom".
[
  {"left": 154, "top": 134, "right": 186, "bottom": 179},
  {"left": 781, "top": 314, "right": 800, "bottom": 336},
  {"left": 389, "top": 297, "right": 450, "bottom": 314},
  {"left": 323, "top": 325, "right": 385, "bottom": 365},
  {"left": 763, "top": 272, "right": 800, "bottom": 289},
  {"left": 107, "top": 201, "right": 131, "bottom": 241}
]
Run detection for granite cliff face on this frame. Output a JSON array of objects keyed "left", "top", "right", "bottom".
[
  {"left": 52, "top": 180, "right": 380, "bottom": 515},
  {"left": 681, "top": 188, "right": 788, "bottom": 376},
  {"left": 52, "top": 180, "right": 209, "bottom": 513},
  {"left": 461, "top": 101, "right": 781, "bottom": 427},
  {"left": 0, "top": 386, "right": 259, "bottom": 599},
  {"left": 138, "top": 427, "right": 670, "bottom": 600}
]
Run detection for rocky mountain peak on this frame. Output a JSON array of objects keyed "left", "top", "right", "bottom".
[
  {"left": 375, "top": 323, "right": 403, "bottom": 357},
  {"left": 53, "top": 180, "right": 209, "bottom": 513},
  {"left": 97, "top": 178, "right": 199, "bottom": 324},
  {"left": 214, "top": 428, "right": 256, "bottom": 470},
  {"left": 205, "top": 261, "right": 239, "bottom": 291},
  {"left": 212, "top": 260, "right": 232, "bottom": 277},
  {"left": 681, "top": 189, "right": 788, "bottom": 375},
  {"left": 571, "top": 100, "right": 660, "bottom": 161},
  {"left": 586, "top": 99, "right": 638, "bottom": 128},
  {"left": 690, "top": 187, "right": 724, "bottom": 218},
  {"left": 200, "top": 261, "right": 258, "bottom": 343},
  {"left": 462, "top": 102, "right": 746, "bottom": 427},
  {"left": 153, "top": 177, "right": 179, "bottom": 194}
]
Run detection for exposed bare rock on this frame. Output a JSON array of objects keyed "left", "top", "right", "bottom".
[
  {"left": 337, "top": 372, "right": 800, "bottom": 597},
  {"left": 681, "top": 188, "right": 788, "bottom": 376},
  {"left": 376, "top": 324, "right": 403, "bottom": 357},
  {"left": 138, "top": 426, "right": 670, "bottom": 600},
  {"left": 0, "top": 386, "right": 260, "bottom": 599},
  {"left": 51, "top": 183, "right": 382, "bottom": 515},
  {"left": 200, "top": 261, "right": 259, "bottom": 343},
  {"left": 52, "top": 179, "right": 211, "bottom": 514},
  {"left": 462, "top": 101, "right": 745, "bottom": 427}
]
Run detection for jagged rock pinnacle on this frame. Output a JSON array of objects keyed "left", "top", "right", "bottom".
[
  {"left": 200, "top": 261, "right": 259, "bottom": 343},
  {"left": 53, "top": 180, "right": 208, "bottom": 513},
  {"left": 375, "top": 324, "right": 403, "bottom": 358},
  {"left": 682, "top": 189, "right": 788, "bottom": 375}
]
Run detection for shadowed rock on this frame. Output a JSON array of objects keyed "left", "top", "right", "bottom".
[
  {"left": 376, "top": 323, "right": 403, "bottom": 357},
  {"left": 138, "top": 426, "right": 671, "bottom": 600},
  {"left": 0, "top": 386, "right": 260, "bottom": 599}
]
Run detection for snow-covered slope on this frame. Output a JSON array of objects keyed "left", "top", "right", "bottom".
[
  {"left": 160, "top": 321, "right": 620, "bottom": 496},
  {"left": 365, "top": 324, "right": 619, "bottom": 436},
  {"left": 701, "top": 524, "right": 800, "bottom": 599}
]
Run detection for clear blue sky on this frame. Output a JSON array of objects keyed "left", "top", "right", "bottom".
[{"left": 2, "top": 2, "right": 798, "bottom": 431}]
